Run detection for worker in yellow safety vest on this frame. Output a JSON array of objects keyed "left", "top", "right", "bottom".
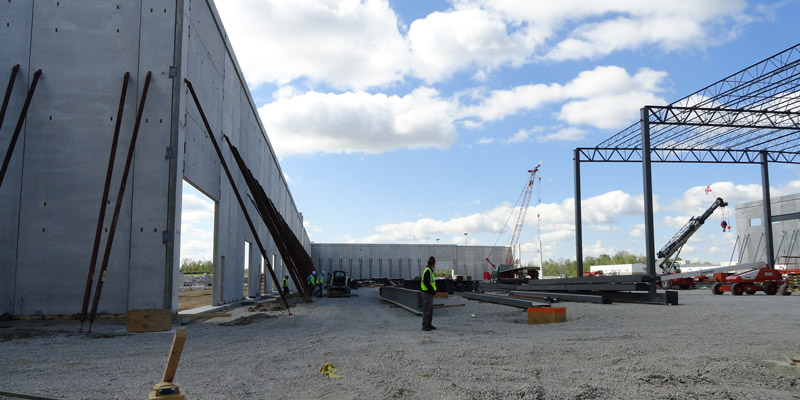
[
  {"left": 307, "top": 271, "right": 316, "bottom": 296},
  {"left": 282, "top": 275, "right": 290, "bottom": 295},
  {"left": 420, "top": 256, "right": 437, "bottom": 331},
  {"left": 316, "top": 272, "right": 324, "bottom": 297}
]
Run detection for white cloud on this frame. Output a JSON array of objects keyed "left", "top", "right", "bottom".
[
  {"left": 181, "top": 193, "right": 215, "bottom": 224},
  {"left": 477, "top": 137, "right": 494, "bottom": 145},
  {"left": 407, "top": 8, "right": 538, "bottom": 83},
  {"left": 351, "top": 189, "right": 646, "bottom": 244},
  {"left": 506, "top": 129, "right": 533, "bottom": 143},
  {"left": 215, "top": 0, "right": 410, "bottom": 90},
  {"left": 217, "top": 0, "right": 755, "bottom": 90},
  {"left": 259, "top": 88, "right": 458, "bottom": 156},
  {"left": 461, "top": 66, "right": 669, "bottom": 130},
  {"left": 589, "top": 224, "right": 621, "bottom": 232},
  {"left": 540, "top": 1, "right": 748, "bottom": 61},
  {"left": 584, "top": 241, "right": 616, "bottom": 257},
  {"left": 629, "top": 224, "right": 645, "bottom": 237},
  {"left": 668, "top": 180, "right": 800, "bottom": 214},
  {"left": 537, "top": 127, "right": 587, "bottom": 142}
]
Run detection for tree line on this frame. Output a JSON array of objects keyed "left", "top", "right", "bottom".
[
  {"left": 180, "top": 258, "right": 212, "bottom": 275},
  {"left": 537, "top": 251, "right": 648, "bottom": 277}
]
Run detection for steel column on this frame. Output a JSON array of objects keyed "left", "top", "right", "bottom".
[
  {"left": 641, "top": 107, "right": 657, "bottom": 294},
  {"left": 760, "top": 151, "right": 775, "bottom": 267},
  {"left": 0, "top": 69, "right": 41, "bottom": 189},
  {"left": 574, "top": 148, "right": 584, "bottom": 276}
]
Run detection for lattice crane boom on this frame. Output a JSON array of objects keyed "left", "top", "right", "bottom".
[{"left": 505, "top": 164, "right": 541, "bottom": 265}]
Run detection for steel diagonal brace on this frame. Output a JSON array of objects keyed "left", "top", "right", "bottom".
[
  {"left": 0, "top": 69, "right": 41, "bottom": 189},
  {"left": 88, "top": 72, "right": 152, "bottom": 331},
  {"left": 0, "top": 64, "right": 20, "bottom": 133},
  {"left": 184, "top": 78, "right": 293, "bottom": 314}
]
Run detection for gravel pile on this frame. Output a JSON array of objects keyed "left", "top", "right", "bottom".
[{"left": 0, "top": 288, "right": 798, "bottom": 399}]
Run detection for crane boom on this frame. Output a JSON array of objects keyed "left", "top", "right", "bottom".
[
  {"left": 657, "top": 197, "right": 728, "bottom": 274},
  {"left": 505, "top": 164, "right": 540, "bottom": 265}
]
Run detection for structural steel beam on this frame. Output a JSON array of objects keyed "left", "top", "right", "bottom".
[
  {"left": 460, "top": 292, "right": 550, "bottom": 309},
  {"left": 647, "top": 106, "right": 800, "bottom": 130},
  {"left": 519, "top": 274, "right": 654, "bottom": 285},
  {"left": 574, "top": 148, "right": 584, "bottom": 277},
  {"left": 761, "top": 151, "right": 775, "bottom": 267},
  {"left": 641, "top": 108, "right": 657, "bottom": 293},
  {"left": 576, "top": 147, "right": 800, "bottom": 164},
  {"left": 379, "top": 287, "right": 421, "bottom": 315},
  {"left": 509, "top": 291, "right": 611, "bottom": 304}
]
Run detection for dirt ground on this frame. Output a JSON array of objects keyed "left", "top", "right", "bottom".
[
  {"left": 177, "top": 289, "right": 212, "bottom": 311},
  {"left": 1, "top": 287, "right": 799, "bottom": 399}
]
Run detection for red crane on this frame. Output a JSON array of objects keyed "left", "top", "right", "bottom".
[{"left": 486, "top": 163, "right": 541, "bottom": 268}]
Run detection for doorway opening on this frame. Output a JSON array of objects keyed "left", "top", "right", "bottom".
[{"left": 178, "top": 180, "right": 216, "bottom": 311}]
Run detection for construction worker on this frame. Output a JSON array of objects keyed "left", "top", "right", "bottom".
[
  {"left": 307, "top": 271, "right": 316, "bottom": 296},
  {"left": 317, "top": 272, "right": 324, "bottom": 297},
  {"left": 421, "top": 256, "right": 437, "bottom": 331},
  {"left": 282, "top": 275, "right": 290, "bottom": 295}
]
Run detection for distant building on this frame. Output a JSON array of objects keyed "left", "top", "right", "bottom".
[{"left": 735, "top": 193, "right": 800, "bottom": 264}]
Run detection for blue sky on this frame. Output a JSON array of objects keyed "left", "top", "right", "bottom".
[{"left": 181, "top": 0, "right": 800, "bottom": 266}]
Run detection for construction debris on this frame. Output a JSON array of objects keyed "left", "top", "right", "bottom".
[{"left": 320, "top": 363, "right": 342, "bottom": 379}]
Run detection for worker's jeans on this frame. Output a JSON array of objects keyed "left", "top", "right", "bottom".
[{"left": 421, "top": 292, "right": 434, "bottom": 328}]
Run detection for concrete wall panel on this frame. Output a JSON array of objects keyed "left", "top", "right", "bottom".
[
  {"left": 0, "top": 1, "right": 34, "bottom": 313},
  {"left": 1, "top": 0, "right": 313, "bottom": 314},
  {"left": 12, "top": 2, "right": 143, "bottom": 315}
]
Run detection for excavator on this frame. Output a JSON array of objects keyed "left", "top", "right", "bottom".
[{"left": 657, "top": 197, "right": 728, "bottom": 289}]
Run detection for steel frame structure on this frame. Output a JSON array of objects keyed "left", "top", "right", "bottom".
[{"left": 574, "top": 43, "right": 800, "bottom": 287}]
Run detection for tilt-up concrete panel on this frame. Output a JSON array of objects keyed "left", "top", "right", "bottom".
[
  {"left": 0, "top": 0, "right": 311, "bottom": 315},
  {"left": 0, "top": 1, "right": 34, "bottom": 313},
  {"left": 736, "top": 193, "right": 800, "bottom": 263}
]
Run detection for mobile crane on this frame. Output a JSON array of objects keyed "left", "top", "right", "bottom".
[
  {"left": 657, "top": 197, "right": 727, "bottom": 289},
  {"left": 485, "top": 164, "right": 541, "bottom": 283}
]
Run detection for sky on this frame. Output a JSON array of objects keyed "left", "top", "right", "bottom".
[{"left": 180, "top": 0, "right": 800, "bottom": 266}]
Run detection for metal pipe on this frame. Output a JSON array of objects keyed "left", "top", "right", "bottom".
[
  {"left": 761, "top": 151, "right": 775, "bottom": 267},
  {"left": 79, "top": 72, "right": 130, "bottom": 330},
  {"left": 0, "top": 64, "right": 20, "bottom": 133},
  {"left": 640, "top": 107, "right": 657, "bottom": 294},
  {"left": 0, "top": 69, "right": 41, "bottom": 189},
  {"left": 88, "top": 72, "right": 152, "bottom": 331},
  {"left": 183, "top": 79, "right": 294, "bottom": 313},
  {"left": 573, "top": 148, "right": 584, "bottom": 277}
]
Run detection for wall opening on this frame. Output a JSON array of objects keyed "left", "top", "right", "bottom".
[{"left": 178, "top": 180, "right": 216, "bottom": 311}]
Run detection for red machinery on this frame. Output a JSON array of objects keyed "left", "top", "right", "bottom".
[{"left": 711, "top": 267, "right": 783, "bottom": 295}]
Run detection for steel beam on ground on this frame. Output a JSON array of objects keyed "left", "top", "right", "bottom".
[
  {"left": 507, "top": 283, "right": 651, "bottom": 292},
  {"left": 460, "top": 292, "right": 550, "bottom": 309},
  {"left": 606, "top": 291, "right": 678, "bottom": 305},
  {"left": 379, "top": 287, "right": 422, "bottom": 315},
  {"left": 520, "top": 275, "right": 654, "bottom": 285},
  {"left": 509, "top": 291, "right": 611, "bottom": 304}
]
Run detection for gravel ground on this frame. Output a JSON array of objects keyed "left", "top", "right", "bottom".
[{"left": 1, "top": 287, "right": 799, "bottom": 400}]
